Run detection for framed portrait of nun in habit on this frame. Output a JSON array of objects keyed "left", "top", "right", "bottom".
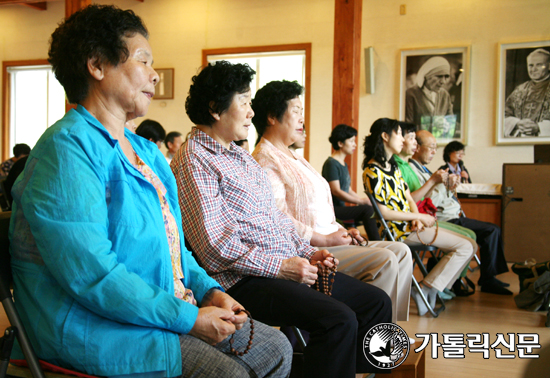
[{"left": 399, "top": 46, "right": 470, "bottom": 145}]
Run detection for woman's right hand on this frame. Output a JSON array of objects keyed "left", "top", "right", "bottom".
[
  {"left": 277, "top": 256, "right": 318, "bottom": 284},
  {"left": 324, "top": 229, "right": 352, "bottom": 247},
  {"left": 189, "top": 306, "right": 237, "bottom": 345}
]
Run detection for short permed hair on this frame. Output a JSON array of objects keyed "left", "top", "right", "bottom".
[
  {"left": 48, "top": 4, "right": 148, "bottom": 104},
  {"left": 329, "top": 124, "right": 357, "bottom": 150},
  {"left": 252, "top": 80, "right": 303, "bottom": 140},
  {"left": 13, "top": 143, "right": 31, "bottom": 158},
  {"left": 185, "top": 61, "right": 256, "bottom": 126},
  {"left": 443, "top": 141, "right": 465, "bottom": 163},
  {"left": 164, "top": 131, "right": 182, "bottom": 148},
  {"left": 136, "top": 119, "right": 166, "bottom": 143}
]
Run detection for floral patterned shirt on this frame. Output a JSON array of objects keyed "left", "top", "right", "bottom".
[{"left": 135, "top": 153, "right": 197, "bottom": 306}]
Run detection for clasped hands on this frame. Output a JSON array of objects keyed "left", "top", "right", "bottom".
[
  {"left": 278, "top": 249, "right": 339, "bottom": 286},
  {"left": 411, "top": 213, "right": 436, "bottom": 233},
  {"left": 432, "top": 168, "right": 460, "bottom": 191},
  {"left": 190, "top": 289, "right": 248, "bottom": 345}
]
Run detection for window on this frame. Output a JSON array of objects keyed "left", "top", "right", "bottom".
[
  {"left": 203, "top": 44, "right": 311, "bottom": 159},
  {"left": 2, "top": 60, "right": 66, "bottom": 160}
]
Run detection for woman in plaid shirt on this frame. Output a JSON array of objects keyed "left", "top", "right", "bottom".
[{"left": 172, "top": 60, "right": 392, "bottom": 378}]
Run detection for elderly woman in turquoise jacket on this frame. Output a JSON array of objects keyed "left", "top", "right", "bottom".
[{"left": 8, "top": 5, "right": 291, "bottom": 378}]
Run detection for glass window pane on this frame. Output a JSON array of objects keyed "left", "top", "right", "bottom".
[{"left": 8, "top": 66, "right": 65, "bottom": 153}]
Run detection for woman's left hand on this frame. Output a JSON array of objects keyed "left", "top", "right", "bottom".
[
  {"left": 461, "top": 171, "right": 469, "bottom": 181},
  {"left": 201, "top": 290, "right": 247, "bottom": 329},
  {"left": 311, "top": 249, "right": 339, "bottom": 268}
]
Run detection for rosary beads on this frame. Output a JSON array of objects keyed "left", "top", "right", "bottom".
[
  {"left": 229, "top": 309, "right": 254, "bottom": 356},
  {"left": 313, "top": 262, "right": 337, "bottom": 296}
]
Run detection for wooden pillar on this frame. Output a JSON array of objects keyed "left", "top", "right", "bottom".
[
  {"left": 332, "top": 0, "right": 362, "bottom": 191},
  {"left": 65, "top": 0, "right": 91, "bottom": 19},
  {"left": 64, "top": 0, "right": 91, "bottom": 112}
]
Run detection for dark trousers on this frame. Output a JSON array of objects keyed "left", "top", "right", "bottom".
[
  {"left": 226, "top": 273, "right": 392, "bottom": 378},
  {"left": 334, "top": 204, "right": 381, "bottom": 241},
  {"left": 448, "top": 217, "right": 509, "bottom": 284}
]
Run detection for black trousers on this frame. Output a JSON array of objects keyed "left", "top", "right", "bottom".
[
  {"left": 334, "top": 204, "right": 381, "bottom": 241},
  {"left": 448, "top": 217, "right": 509, "bottom": 284},
  {"left": 227, "top": 273, "right": 392, "bottom": 378}
]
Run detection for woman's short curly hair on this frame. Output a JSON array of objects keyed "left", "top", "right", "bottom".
[
  {"left": 48, "top": 4, "right": 148, "bottom": 104},
  {"left": 252, "top": 80, "right": 303, "bottom": 139},
  {"left": 442, "top": 141, "right": 465, "bottom": 163},
  {"left": 329, "top": 124, "right": 357, "bottom": 150},
  {"left": 362, "top": 118, "right": 401, "bottom": 169},
  {"left": 185, "top": 61, "right": 256, "bottom": 126}
]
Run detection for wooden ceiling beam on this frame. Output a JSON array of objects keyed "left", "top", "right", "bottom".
[{"left": 22, "top": 2, "right": 46, "bottom": 10}]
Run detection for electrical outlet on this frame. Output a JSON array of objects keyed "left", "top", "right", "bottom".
[{"left": 504, "top": 186, "right": 514, "bottom": 195}]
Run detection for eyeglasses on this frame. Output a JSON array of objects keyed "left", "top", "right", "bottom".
[{"left": 422, "top": 145, "right": 437, "bottom": 152}]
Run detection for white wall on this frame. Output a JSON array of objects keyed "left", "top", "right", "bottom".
[
  {"left": 358, "top": 0, "right": 550, "bottom": 189},
  {"left": 0, "top": 0, "right": 547, "bottom": 187}
]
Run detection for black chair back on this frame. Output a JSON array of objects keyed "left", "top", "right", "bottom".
[{"left": 0, "top": 212, "right": 12, "bottom": 303}]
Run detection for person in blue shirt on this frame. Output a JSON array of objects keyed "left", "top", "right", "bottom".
[{"left": 8, "top": 5, "right": 291, "bottom": 378}]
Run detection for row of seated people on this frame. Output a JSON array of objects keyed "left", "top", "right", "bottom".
[
  {"left": 321, "top": 122, "right": 510, "bottom": 296},
  {"left": 6, "top": 5, "right": 509, "bottom": 378}
]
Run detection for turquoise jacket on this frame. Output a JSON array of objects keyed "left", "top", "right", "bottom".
[{"left": 9, "top": 106, "right": 221, "bottom": 377}]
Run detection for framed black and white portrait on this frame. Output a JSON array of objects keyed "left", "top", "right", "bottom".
[
  {"left": 399, "top": 46, "right": 470, "bottom": 145},
  {"left": 496, "top": 40, "right": 550, "bottom": 145}
]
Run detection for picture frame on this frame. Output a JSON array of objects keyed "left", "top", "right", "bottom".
[
  {"left": 154, "top": 68, "right": 174, "bottom": 100},
  {"left": 496, "top": 40, "right": 550, "bottom": 145},
  {"left": 399, "top": 46, "right": 470, "bottom": 145}
]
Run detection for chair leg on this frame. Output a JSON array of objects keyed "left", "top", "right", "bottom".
[
  {"left": 468, "top": 253, "right": 481, "bottom": 272},
  {"left": 411, "top": 277, "right": 445, "bottom": 318},
  {"left": 291, "top": 326, "right": 307, "bottom": 352},
  {"left": 1, "top": 299, "right": 45, "bottom": 378}
]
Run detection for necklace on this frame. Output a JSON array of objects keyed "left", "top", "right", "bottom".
[
  {"left": 229, "top": 309, "right": 254, "bottom": 356},
  {"left": 312, "top": 263, "right": 337, "bottom": 296}
]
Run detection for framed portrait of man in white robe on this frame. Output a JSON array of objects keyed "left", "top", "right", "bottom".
[
  {"left": 496, "top": 40, "right": 550, "bottom": 145},
  {"left": 399, "top": 46, "right": 470, "bottom": 146}
]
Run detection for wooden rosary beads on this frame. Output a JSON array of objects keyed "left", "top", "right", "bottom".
[
  {"left": 313, "top": 262, "right": 337, "bottom": 296},
  {"left": 229, "top": 309, "right": 254, "bottom": 356},
  {"left": 415, "top": 220, "right": 439, "bottom": 246}
]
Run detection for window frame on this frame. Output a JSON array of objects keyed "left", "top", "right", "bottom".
[
  {"left": 2, "top": 59, "right": 71, "bottom": 161},
  {"left": 202, "top": 43, "right": 312, "bottom": 160}
]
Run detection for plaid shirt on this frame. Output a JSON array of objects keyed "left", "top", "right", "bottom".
[{"left": 172, "top": 128, "right": 317, "bottom": 290}]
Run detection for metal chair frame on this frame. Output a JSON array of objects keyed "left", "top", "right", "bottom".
[
  {"left": 366, "top": 192, "right": 445, "bottom": 317},
  {"left": 0, "top": 212, "right": 45, "bottom": 378}
]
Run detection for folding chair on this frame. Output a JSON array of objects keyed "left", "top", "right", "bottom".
[
  {"left": 0, "top": 212, "right": 44, "bottom": 378},
  {"left": 366, "top": 193, "right": 445, "bottom": 317},
  {"left": 1, "top": 212, "right": 100, "bottom": 378}
]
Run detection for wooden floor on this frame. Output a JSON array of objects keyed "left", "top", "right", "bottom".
[
  {"left": 396, "top": 264, "right": 549, "bottom": 378},
  {"left": 1, "top": 264, "right": 548, "bottom": 378}
]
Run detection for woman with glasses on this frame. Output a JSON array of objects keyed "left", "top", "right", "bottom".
[{"left": 439, "top": 141, "right": 471, "bottom": 183}]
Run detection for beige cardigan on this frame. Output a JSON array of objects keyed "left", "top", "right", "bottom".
[{"left": 252, "top": 138, "right": 341, "bottom": 242}]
